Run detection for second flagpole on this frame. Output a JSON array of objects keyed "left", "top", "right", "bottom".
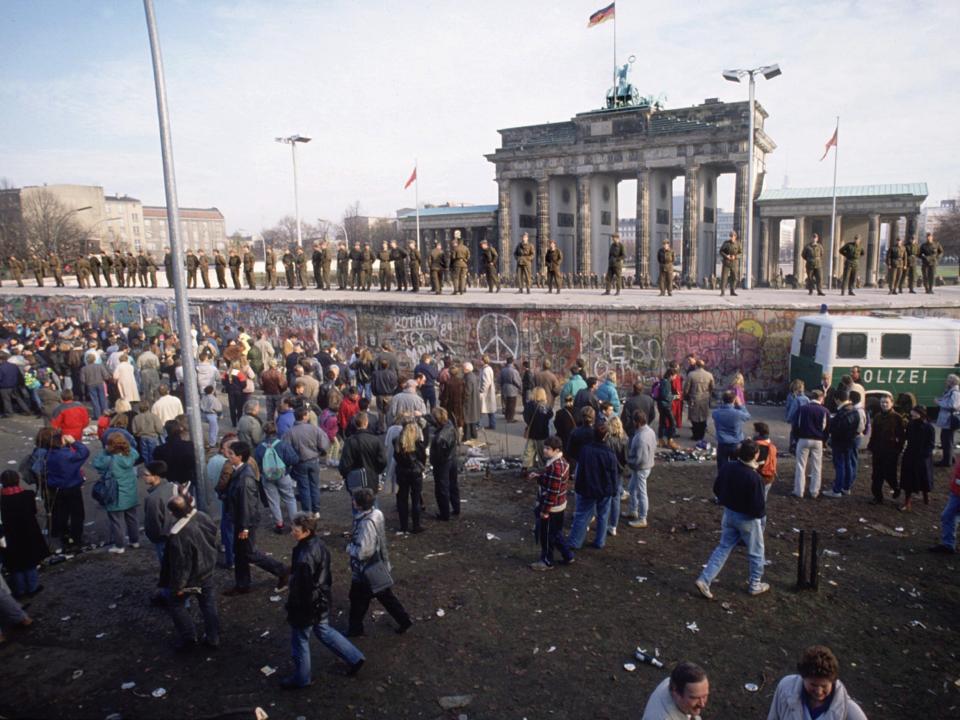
[{"left": 828, "top": 117, "right": 839, "bottom": 289}]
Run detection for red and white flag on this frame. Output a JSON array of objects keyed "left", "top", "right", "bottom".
[
  {"left": 403, "top": 166, "right": 417, "bottom": 189},
  {"left": 588, "top": 2, "right": 615, "bottom": 27},
  {"left": 819, "top": 127, "right": 838, "bottom": 161}
]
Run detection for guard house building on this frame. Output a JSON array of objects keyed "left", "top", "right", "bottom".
[
  {"left": 398, "top": 205, "right": 498, "bottom": 273},
  {"left": 486, "top": 98, "right": 775, "bottom": 287},
  {"left": 757, "top": 184, "right": 928, "bottom": 287}
]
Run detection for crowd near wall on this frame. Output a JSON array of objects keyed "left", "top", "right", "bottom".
[{"left": 5, "top": 295, "right": 960, "bottom": 399}]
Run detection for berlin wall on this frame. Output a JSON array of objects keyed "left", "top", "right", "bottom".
[{"left": 5, "top": 295, "right": 960, "bottom": 400}]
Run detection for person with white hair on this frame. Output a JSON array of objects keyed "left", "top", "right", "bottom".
[
  {"left": 479, "top": 355, "right": 497, "bottom": 430},
  {"left": 462, "top": 362, "right": 481, "bottom": 441},
  {"left": 386, "top": 379, "right": 427, "bottom": 428},
  {"left": 935, "top": 374, "right": 960, "bottom": 467}
]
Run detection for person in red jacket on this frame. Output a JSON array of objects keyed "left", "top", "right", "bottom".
[
  {"left": 930, "top": 457, "right": 960, "bottom": 554},
  {"left": 50, "top": 389, "right": 90, "bottom": 440},
  {"left": 338, "top": 386, "right": 360, "bottom": 433}
]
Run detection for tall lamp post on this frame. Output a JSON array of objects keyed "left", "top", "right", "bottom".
[
  {"left": 53, "top": 205, "right": 92, "bottom": 255},
  {"left": 722, "top": 64, "right": 781, "bottom": 290},
  {"left": 275, "top": 134, "right": 311, "bottom": 248}
]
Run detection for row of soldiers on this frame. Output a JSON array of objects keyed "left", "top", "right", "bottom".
[
  {"left": 802, "top": 231, "right": 944, "bottom": 296},
  {"left": 4, "top": 250, "right": 159, "bottom": 289}
]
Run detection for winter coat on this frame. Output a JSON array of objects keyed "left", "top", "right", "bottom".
[
  {"left": 347, "top": 508, "right": 390, "bottom": 580},
  {"left": 339, "top": 429, "right": 388, "bottom": 482},
  {"left": 143, "top": 480, "right": 176, "bottom": 543},
  {"left": 429, "top": 420, "right": 459, "bottom": 468},
  {"left": 394, "top": 434, "right": 427, "bottom": 477},
  {"left": 766, "top": 674, "right": 867, "bottom": 720},
  {"left": 237, "top": 413, "right": 264, "bottom": 449},
  {"left": 683, "top": 368, "right": 715, "bottom": 423},
  {"left": 45, "top": 442, "right": 90, "bottom": 490},
  {"left": 51, "top": 401, "right": 91, "bottom": 441},
  {"left": 0, "top": 488, "right": 50, "bottom": 571},
  {"left": 153, "top": 437, "right": 197, "bottom": 488},
  {"left": 574, "top": 440, "right": 619, "bottom": 499},
  {"left": 463, "top": 371, "right": 481, "bottom": 424},
  {"left": 559, "top": 374, "right": 587, "bottom": 406},
  {"left": 159, "top": 510, "right": 218, "bottom": 591},
  {"left": 523, "top": 400, "right": 554, "bottom": 441},
  {"left": 868, "top": 409, "right": 906, "bottom": 454},
  {"left": 224, "top": 461, "right": 261, "bottom": 530},
  {"left": 113, "top": 361, "right": 140, "bottom": 402},
  {"left": 93, "top": 448, "right": 141, "bottom": 512},
  {"left": 595, "top": 379, "right": 621, "bottom": 414},
  {"left": 479, "top": 364, "right": 497, "bottom": 414},
  {"left": 286, "top": 535, "right": 334, "bottom": 627},
  {"left": 499, "top": 364, "right": 522, "bottom": 399},
  {"left": 901, "top": 418, "right": 935, "bottom": 494},
  {"left": 440, "top": 375, "right": 465, "bottom": 427},
  {"left": 935, "top": 385, "right": 960, "bottom": 429}
]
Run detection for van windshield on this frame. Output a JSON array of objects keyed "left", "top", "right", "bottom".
[{"left": 799, "top": 323, "right": 820, "bottom": 358}]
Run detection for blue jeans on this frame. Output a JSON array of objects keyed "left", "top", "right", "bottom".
[
  {"left": 717, "top": 442, "right": 739, "bottom": 469},
  {"left": 220, "top": 503, "right": 234, "bottom": 566},
  {"left": 628, "top": 468, "right": 651, "bottom": 520},
  {"left": 607, "top": 475, "right": 624, "bottom": 529},
  {"left": 9, "top": 567, "right": 39, "bottom": 597},
  {"left": 831, "top": 445, "right": 858, "bottom": 494},
  {"left": 139, "top": 436, "right": 159, "bottom": 466},
  {"left": 941, "top": 493, "right": 960, "bottom": 548},
  {"left": 88, "top": 384, "right": 107, "bottom": 419},
  {"left": 698, "top": 509, "right": 765, "bottom": 588},
  {"left": 567, "top": 493, "right": 613, "bottom": 549},
  {"left": 202, "top": 412, "right": 219, "bottom": 448},
  {"left": 485, "top": 412, "right": 496, "bottom": 430},
  {"left": 292, "top": 460, "right": 322, "bottom": 514},
  {"left": 289, "top": 621, "right": 365, "bottom": 686}
]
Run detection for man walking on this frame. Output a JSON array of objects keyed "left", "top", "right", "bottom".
[
  {"left": 919, "top": 232, "right": 944, "bottom": 294},
  {"left": 451, "top": 233, "right": 470, "bottom": 295}
]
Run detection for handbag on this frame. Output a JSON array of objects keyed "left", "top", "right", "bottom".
[
  {"left": 360, "top": 522, "right": 393, "bottom": 593},
  {"left": 92, "top": 468, "right": 118, "bottom": 508},
  {"left": 950, "top": 412, "right": 960, "bottom": 432}
]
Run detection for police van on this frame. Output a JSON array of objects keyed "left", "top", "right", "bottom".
[{"left": 789, "top": 314, "right": 960, "bottom": 407}]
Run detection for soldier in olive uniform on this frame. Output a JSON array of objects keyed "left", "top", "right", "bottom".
[
  {"left": 479, "top": 238, "right": 500, "bottom": 293},
  {"left": 31, "top": 255, "right": 46, "bottom": 287},
  {"left": 429, "top": 241, "right": 446, "bottom": 295},
  {"left": 919, "top": 232, "right": 944, "bottom": 294},
  {"left": 293, "top": 247, "right": 307, "bottom": 289},
  {"left": 146, "top": 253, "right": 158, "bottom": 288},
  {"left": 604, "top": 233, "right": 625, "bottom": 295},
  {"left": 263, "top": 247, "right": 277, "bottom": 290},
  {"left": 801, "top": 233, "right": 826, "bottom": 296},
  {"left": 886, "top": 236, "right": 905, "bottom": 295},
  {"left": 125, "top": 252, "right": 137, "bottom": 287},
  {"left": 838, "top": 235, "right": 863, "bottom": 296},
  {"left": 228, "top": 249, "right": 243, "bottom": 289},
  {"left": 49, "top": 252, "right": 65, "bottom": 287},
  {"left": 8, "top": 257, "right": 25, "bottom": 287},
  {"left": 101, "top": 252, "right": 114, "bottom": 288},
  {"left": 312, "top": 244, "right": 324, "bottom": 289},
  {"left": 243, "top": 246, "right": 257, "bottom": 290},
  {"left": 76, "top": 255, "right": 91, "bottom": 289},
  {"left": 349, "top": 242, "right": 363, "bottom": 290},
  {"left": 336, "top": 242, "right": 349, "bottom": 290},
  {"left": 545, "top": 239, "right": 563, "bottom": 293},
  {"left": 110, "top": 250, "right": 124, "bottom": 287},
  {"left": 319, "top": 240, "right": 333, "bottom": 290},
  {"left": 361, "top": 243, "right": 375, "bottom": 291},
  {"left": 377, "top": 242, "right": 392, "bottom": 291},
  {"left": 391, "top": 240, "right": 408, "bottom": 291},
  {"left": 406, "top": 240, "right": 421, "bottom": 292},
  {"left": 88, "top": 253, "right": 102, "bottom": 287},
  {"left": 137, "top": 251, "right": 149, "bottom": 288},
  {"left": 719, "top": 230, "right": 741, "bottom": 296},
  {"left": 657, "top": 239, "right": 675, "bottom": 296},
  {"left": 195, "top": 250, "right": 209, "bottom": 289},
  {"left": 900, "top": 235, "right": 920, "bottom": 294},
  {"left": 514, "top": 232, "right": 534, "bottom": 294},
  {"left": 161, "top": 251, "right": 173, "bottom": 288},
  {"left": 451, "top": 233, "right": 470, "bottom": 295},
  {"left": 184, "top": 250, "right": 197, "bottom": 288},
  {"left": 214, "top": 249, "right": 228, "bottom": 288}
]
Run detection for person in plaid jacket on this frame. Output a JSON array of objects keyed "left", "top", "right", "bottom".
[{"left": 529, "top": 436, "right": 574, "bottom": 570}]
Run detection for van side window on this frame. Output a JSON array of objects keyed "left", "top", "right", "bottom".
[
  {"left": 800, "top": 323, "right": 820, "bottom": 358},
  {"left": 880, "top": 333, "right": 911, "bottom": 360},
  {"left": 836, "top": 332, "right": 867, "bottom": 359}
]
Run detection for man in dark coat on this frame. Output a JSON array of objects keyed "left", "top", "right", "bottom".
[
  {"left": 462, "top": 362, "right": 481, "bottom": 441},
  {"left": 338, "top": 412, "right": 388, "bottom": 491},
  {"left": 160, "top": 494, "right": 220, "bottom": 650},
  {"left": 566, "top": 424, "right": 619, "bottom": 548}
]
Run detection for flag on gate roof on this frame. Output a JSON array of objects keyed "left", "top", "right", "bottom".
[
  {"left": 588, "top": 2, "right": 615, "bottom": 27},
  {"left": 819, "top": 126, "right": 838, "bottom": 161},
  {"left": 403, "top": 166, "right": 417, "bottom": 189}
]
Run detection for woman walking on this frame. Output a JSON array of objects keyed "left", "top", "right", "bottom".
[{"left": 93, "top": 433, "right": 141, "bottom": 553}]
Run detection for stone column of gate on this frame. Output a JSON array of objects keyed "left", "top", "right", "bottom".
[
  {"left": 758, "top": 218, "right": 771, "bottom": 286},
  {"left": 497, "top": 179, "right": 511, "bottom": 268},
  {"left": 682, "top": 165, "right": 700, "bottom": 287},
  {"left": 577, "top": 175, "right": 592, "bottom": 273},
  {"left": 830, "top": 215, "right": 843, "bottom": 289},
  {"left": 635, "top": 169, "right": 651, "bottom": 287},
  {"left": 865, "top": 213, "right": 879, "bottom": 286},
  {"left": 732, "top": 163, "right": 749, "bottom": 286},
  {"left": 906, "top": 213, "right": 918, "bottom": 241},
  {"left": 537, "top": 176, "right": 550, "bottom": 276},
  {"left": 793, "top": 216, "right": 806, "bottom": 284}
]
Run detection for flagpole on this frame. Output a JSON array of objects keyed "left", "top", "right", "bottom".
[
  {"left": 828, "top": 116, "right": 839, "bottom": 289},
  {"left": 414, "top": 159, "right": 421, "bottom": 267},
  {"left": 612, "top": 8, "right": 617, "bottom": 104}
]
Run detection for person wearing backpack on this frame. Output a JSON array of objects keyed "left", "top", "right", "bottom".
[
  {"left": 255, "top": 423, "right": 300, "bottom": 534},
  {"left": 823, "top": 389, "right": 861, "bottom": 498},
  {"left": 93, "top": 433, "right": 141, "bottom": 553}
]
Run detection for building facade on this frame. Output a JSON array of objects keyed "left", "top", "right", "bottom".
[{"left": 142, "top": 206, "right": 227, "bottom": 255}]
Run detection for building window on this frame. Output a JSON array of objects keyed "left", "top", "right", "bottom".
[
  {"left": 557, "top": 213, "right": 574, "bottom": 228},
  {"left": 836, "top": 332, "right": 867, "bottom": 359},
  {"left": 880, "top": 333, "right": 911, "bottom": 360},
  {"left": 600, "top": 211, "right": 612, "bottom": 226},
  {"left": 656, "top": 209, "right": 669, "bottom": 225},
  {"left": 519, "top": 214, "right": 537, "bottom": 229}
]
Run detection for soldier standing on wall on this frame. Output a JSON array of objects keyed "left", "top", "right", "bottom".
[
  {"left": 514, "top": 232, "right": 534, "bottom": 294},
  {"left": 213, "top": 249, "right": 227, "bottom": 288},
  {"left": 76, "top": 255, "right": 91, "bottom": 289},
  {"left": 361, "top": 243, "right": 375, "bottom": 291},
  {"left": 31, "top": 254, "right": 46, "bottom": 287},
  {"left": 146, "top": 252, "right": 158, "bottom": 288},
  {"left": 429, "top": 240, "right": 446, "bottom": 295},
  {"left": 243, "top": 245, "right": 257, "bottom": 290},
  {"left": 319, "top": 239, "right": 332, "bottom": 290},
  {"left": 183, "top": 249, "right": 196, "bottom": 288},
  {"left": 349, "top": 241, "right": 363, "bottom": 290},
  {"left": 407, "top": 240, "right": 421, "bottom": 292},
  {"left": 658, "top": 239, "right": 675, "bottom": 296},
  {"left": 161, "top": 250, "right": 172, "bottom": 288},
  {"left": 197, "top": 249, "right": 211, "bottom": 289},
  {"left": 801, "top": 233, "right": 825, "bottom": 296},
  {"left": 8, "top": 256, "right": 25, "bottom": 287},
  {"left": 264, "top": 246, "right": 277, "bottom": 290},
  {"left": 900, "top": 235, "right": 920, "bottom": 294},
  {"left": 126, "top": 251, "right": 137, "bottom": 287},
  {"left": 281, "top": 248, "right": 295, "bottom": 289},
  {"left": 377, "top": 242, "right": 392, "bottom": 292},
  {"left": 919, "top": 232, "right": 944, "bottom": 294},
  {"left": 311, "top": 243, "right": 324, "bottom": 289},
  {"left": 136, "top": 251, "right": 149, "bottom": 288},
  {"left": 839, "top": 234, "right": 863, "bottom": 296},
  {"left": 545, "top": 239, "right": 563, "bottom": 294},
  {"left": 479, "top": 238, "right": 500, "bottom": 293},
  {"left": 101, "top": 251, "right": 114, "bottom": 288},
  {"left": 886, "top": 236, "right": 905, "bottom": 295},
  {"left": 391, "top": 239, "right": 408, "bottom": 292},
  {"left": 604, "top": 233, "right": 625, "bottom": 296},
  {"left": 88, "top": 253, "right": 101, "bottom": 288},
  {"left": 719, "top": 230, "right": 741, "bottom": 297},
  {"left": 336, "top": 242, "right": 349, "bottom": 290},
  {"left": 294, "top": 246, "right": 307, "bottom": 289},
  {"left": 451, "top": 231, "right": 470, "bottom": 295},
  {"left": 228, "top": 248, "right": 242, "bottom": 289},
  {"left": 49, "top": 252, "right": 65, "bottom": 287}
]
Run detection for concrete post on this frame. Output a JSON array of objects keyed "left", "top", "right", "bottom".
[
  {"left": 497, "top": 179, "right": 511, "bottom": 265},
  {"left": 536, "top": 176, "right": 550, "bottom": 276},
  {"left": 865, "top": 213, "right": 879, "bottom": 286},
  {"left": 682, "top": 166, "right": 699, "bottom": 287},
  {"left": 635, "top": 169, "right": 650, "bottom": 286},
  {"left": 758, "top": 218, "right": 770, "bottom": 286},
  {"left": 769, "top": 218, "right": 781, "bottom": 285},
  {"left": 793, "top": 216, "right": 806, "bottom": 283},
  {"left": 577, "top": 175, "right": 592, "bottom": 273},
  {"left": 733, "top": 163, "right": 749, "bottom": 286}
]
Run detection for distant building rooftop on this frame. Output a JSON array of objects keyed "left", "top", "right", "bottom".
[
  {"left": 758, "top": 184, "right": 928, "bottom": 202},
  {"left": 398, "top": 204, "right": 497, "bottom": 219}
]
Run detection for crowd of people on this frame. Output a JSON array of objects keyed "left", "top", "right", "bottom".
[{"left": 0, "top": 312, "right": 956, "bottom": 715}]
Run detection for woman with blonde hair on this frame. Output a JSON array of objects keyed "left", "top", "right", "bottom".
[
  {"left": 522, "top": 386, "right": 554, "bottom": 471},
  {"left": 604, "top": 416, "right": 628, "bottom": 536},
  {"left": 92, "top": 433, "right": 141, "bottom": 553},
  {"left": 392, "top": 420, "right": 427, "bottom": 533},
  {"left": 729, "top": 371, "right": 746, "bottom": 407}
]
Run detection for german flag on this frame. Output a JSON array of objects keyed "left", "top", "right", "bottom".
[{"left": 588, "top": 2, "right": 615, "bottom": 27}]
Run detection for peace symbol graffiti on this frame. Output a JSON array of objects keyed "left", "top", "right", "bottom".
[{"left": 476, "top": 313, "right": 519, "bottom": 363}]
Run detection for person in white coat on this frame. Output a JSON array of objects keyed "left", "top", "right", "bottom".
[
  {"left": 479, "top": 354, "right": 497, "bottom": 430},
  {"left": 113, "top": 354, "right": 140, "bottom": 403},
  {"left": 767, "top": 645, "right": 867, "bottom": 720}
]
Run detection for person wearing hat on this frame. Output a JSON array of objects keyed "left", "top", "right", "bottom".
[
  {"left": 450, "top": 231, "right": 470, "bottom": 295},
  {"left": 657, "top": 239, "right": 675, "bottom": 296},
  {"left": 544, "top": 239, "right": 563, "bottom": 294},
  {"left": 479, "top": 238, "right": 500, "bottom": 293},
  {"left": 514, "top": 232, "right": 534, "bottom": 294},
  {"left": 603, "top": 233, "right": 625, "bottom": 296}
]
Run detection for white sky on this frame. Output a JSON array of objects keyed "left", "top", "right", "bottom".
[{"left": 2, "top": 0, "right": 958, "bottom": 233}]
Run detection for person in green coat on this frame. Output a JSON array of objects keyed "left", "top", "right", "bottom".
[{"left": 93, "top": 433, "right": 142, "bottom": 553}]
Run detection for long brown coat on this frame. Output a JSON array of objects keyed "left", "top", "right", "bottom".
[
  {"left": 683, "top": 367, "right": 715, "bottom": 424},
  {"left": 441, "top": 373, "right": 465, "bottom": 428}
]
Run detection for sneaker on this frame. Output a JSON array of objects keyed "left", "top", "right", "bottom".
[
  {"left": 749, "top": 582, "right": 771, "bottom": 596},
  {"left": 622, "top": 512, "right": 639, "bottom": 521},
  {"left": 529, "top": 561, "right": 554, "bottom": 571},
  {"left": 821, "top": 490, "right": 842, "bottom": 498},
  {"left": 695, "top": 578, "right": 713, "bottom": 600},
  {"left": 620, "top": 490, "right": 630, "bottom": 501},
  {"left": 108, "top": 546, "right": 126, "bottom": 554},
  {"left": 130, "top": 542, "right": 140, "bottom": 549},
  {"left": 628, "top": 519, "right": 648, "bottom": 529},
  {"left": 607, "top": 526, "right": 617, "bottom": 536}
]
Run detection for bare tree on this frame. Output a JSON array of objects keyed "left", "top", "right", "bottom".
[
  {"left": 260, "top": 216, "right": 319, "bottom": 252},
  {"left": 21, "top": 189, "right": 91, "bottom": 258},
  {"left": 934, "top": 199, "right": 960, "bottom": 259},
  {"left": 342, "top": 201, "right": 370, "bottom": 246}
]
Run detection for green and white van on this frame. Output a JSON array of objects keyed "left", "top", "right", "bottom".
[{"left": 789, "top": 314, "right": 960, "bottom": 407}]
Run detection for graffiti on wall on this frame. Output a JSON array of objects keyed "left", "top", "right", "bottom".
[
  {"left": 318, "top": 309, "right": 357, "bottom": 351},
  {"left": 360, "top": 309, "right": 462, "bottom": 370}
]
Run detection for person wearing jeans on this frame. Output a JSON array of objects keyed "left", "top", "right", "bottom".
[
  {"left": 284, "top": 408, "right": 330, "bottom": 517},
  {"left": 281, "top": 513, "right": 364, "bottom": 688},
  {"left": 566, "top": 425, "right": 619, "bottom": 550},
  {"left": 255, "top": 424, "right": 302, "bottom": 533},
  {"left": 200, "top": 386, "right": 223, "bottom": 449},
  {"left": 529, "top": 436, "right": 574, "bottom": 570},
  {"left": 428, "top": 408, "right": 460, "bottom": 520},
  {"left": 92, "top": 433, "right": 141, "bottom": 553},
  {"left": 930, "top": 459, "right": 960, "bottom": 554},
  {"left": 695, "top": 440, "right": 769, "bottom": 599},
  {"left": 935, "top": 375, "right": 960, "bottom": 467},
  {"left": 625, "top": 410, "right": 657, "bottom": 528}
]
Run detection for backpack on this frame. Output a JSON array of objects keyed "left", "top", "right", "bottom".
[
  {"left": 830, "top": 407, "right": 860, "bottom": 444},
  {"left": 650, "top": 381, "right": 661, "bottom": 400},
  {"left": 92, "top": 468, "right": 119, "bottom": 508},
  {"left": 261, "top": 439, "right": 286, "bottom": 482}
]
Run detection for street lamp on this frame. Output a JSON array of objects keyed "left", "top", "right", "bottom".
[
  {"left": 83, "top": 215, "right": 122, "bottom": 255},
  {"left": 275, "top": 134, "right": 311, "bottom": 248},
  {"left": 52, "top": 205, "right": 92, "bottom": 255},
  {"left": 722, "top": 63, "right": 781, "bottom": 290}
]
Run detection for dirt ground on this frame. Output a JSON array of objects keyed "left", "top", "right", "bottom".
[{"left": 1, "top": 413, "right": 959, "bottom": 720}]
